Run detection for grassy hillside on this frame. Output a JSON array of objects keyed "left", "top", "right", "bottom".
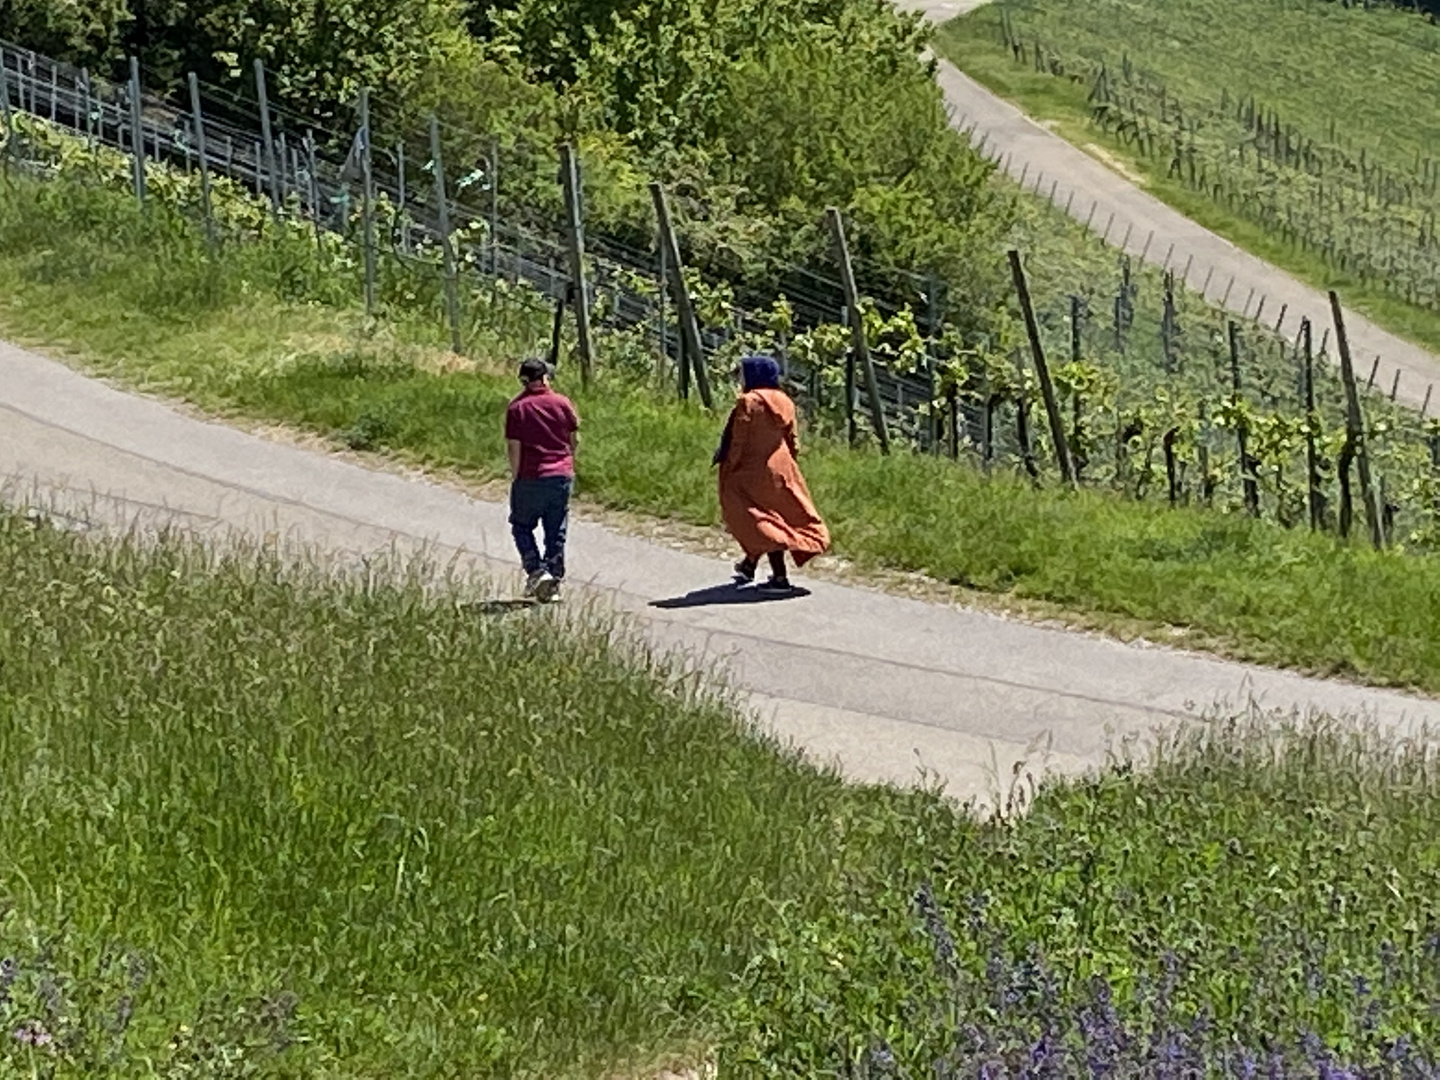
[
  {"left": 5, "top": 512, "right": 1440, "bottom": 1074},
  {"left": 937, "top": 0, "right": 1440, "bottom": 353},
  {"left": 0, "top": 505, "right": 914, "bottom": 1076}
]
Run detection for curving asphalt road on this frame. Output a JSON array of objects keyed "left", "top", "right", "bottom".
[
  {"left": 5, "top": 340, "right": 1439, "bottom": 809},
  {"left": 3, "top": 2, "right": 1437, "bottom": 806},
  {"left": 895, "top": 0, "right": 1440, "bottom": 413}
]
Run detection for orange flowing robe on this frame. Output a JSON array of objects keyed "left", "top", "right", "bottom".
[{"left": 717, "top": 388, "right": 830, "bottom": 566}]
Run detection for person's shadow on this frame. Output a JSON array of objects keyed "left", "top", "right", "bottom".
[
  {"left": 649, "top": 580, "right": 811, "bottom": 610},
  {"left": 458, "top": 598, "right": 539, "bottom": 616}
]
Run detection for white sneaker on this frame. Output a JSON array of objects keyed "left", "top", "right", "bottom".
[
  {"left": 534, "top": 574, "right": 561, "bottom": 604},
  {"left": 524, "top": 570, "right": 548, "bottom": 598}
]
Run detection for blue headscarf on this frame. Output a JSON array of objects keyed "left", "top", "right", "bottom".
[
  {"left": 715, "top": 355, "right": 785, "bottom": 466},
  {"left": 740, "top": 355, "right": 782, "bottom": 392}
]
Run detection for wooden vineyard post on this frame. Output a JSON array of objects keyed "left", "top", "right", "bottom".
[
  {"left": 1070, "top": 295, "right": 1087, "bottom": 479},
  {"left": 547, "top": 287, "right": 568, "bottom": 369},
  {"left": 1301, "top": 318, "right": 1323, "bottom": 531},
  {"left": 81, "top": 67, "right": 94, "bottom": 146},
  {"left": 843, "top": 307, "right": 857, "bottom": 447},
  {"left": 1013, "top": 351, "right": 1039, "bottom": 480},
  {"left": 1197, "top": 401, "right": 1214, "bottom": 507},
  {"left": 1070, "top": 295, "right": 1082, "bottom": 365},
  {"left": 0, "top": 61, "right": 13, "bottom": 174},
  {"left": 657, "top": 242, "right": 671, "bottom": 391},
  {"left": 559, "top": 143, "right": 595, "bottom": 387},
  {"left": 927, "top": 273, "right": 940, "bottom": 454},
  {"left": 1008, "top": 250, "right": 1076, "bottom": 486},
  {"left": 1164, "top": 427, "right": 1180, "bottom": 505},
  {"left": 1161, "top": 271, "right": 1178, "bottom": 373},
  {"left": 187, "top": 74, "right": 216, "bottom": 249},
  {"left": 1329, "top": 291, "right": 1384, "bottom": 550},
  {"left": 394, "top": 141, "right": 408, "bottom": 251},
  {"left": 358, "top": 89, "right": 376, "bottom": 317},
  {"left": 489, "top": 138, "right": 500, "bottom": 277},
  {"left": 949, "top": 384, "right": 962, "bottom": 462},
  {"left": 649, "top": 183, "right": 712, "bottom": 409},
  {"left": 254, "top": 59, "right": 281, "bottom": 219},
  {"left": 128, "top": 56, "right": 146, "bottom": 205},
  {"left": 827, "top": 208, "right": 891, "bottom": 454},
  {"left": 304, "top": 132, "right": 322, "bottom": 251},
  {"left": 428, "top": 116, "right": 462, "bottom": 355},
  {"left": 1228, "top": 322, "right": 1260, "bottom": 516}
]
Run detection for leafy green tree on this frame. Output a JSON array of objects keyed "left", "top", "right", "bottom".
[
  {"left": 191, "top": 0, "right": 471, "bottom": 122},
  {"left": 1, "top": 0, "right": 1006, "bottom": 331},
  {"left": 0, "top": 0, "right": 131, "bottom": 68}
]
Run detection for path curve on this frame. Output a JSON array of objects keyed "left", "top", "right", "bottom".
[
  {"left": 4, "top": 341, "right": 1439, "bottom": 807},
  {"left": 894, "top": 0, "right": 1440, "bottom": 412}
]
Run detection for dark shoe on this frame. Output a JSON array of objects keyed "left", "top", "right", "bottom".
[
  {"left": 734, "top": 558, "right": 758, "bottom": 582},
  {"left": 757, "top": 576, "right": 793, "bottom": 594}
]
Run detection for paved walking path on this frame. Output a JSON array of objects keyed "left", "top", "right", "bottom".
[
  {"left": 894, "top": 0, "right": 1440, "bottom": 413},
  {"left": 4, "top": 341, "right": 1439, "bottom": 806}
]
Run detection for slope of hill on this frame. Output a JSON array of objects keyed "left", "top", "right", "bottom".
[{"left": 936, "top": 0, "right": 1440, "bottom": 354}]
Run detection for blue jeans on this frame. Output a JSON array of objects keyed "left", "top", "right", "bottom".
[{"left": 509, "top": 476, "right": 572, "bottom": 579}]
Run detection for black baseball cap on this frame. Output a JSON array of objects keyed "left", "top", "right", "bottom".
[{"left": 518, "top": 358, "right": 553, "bottom": 382}]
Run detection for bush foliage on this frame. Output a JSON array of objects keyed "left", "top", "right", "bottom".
[{"left": 0, "top": 0, "right": 1010, "bottom": 303}]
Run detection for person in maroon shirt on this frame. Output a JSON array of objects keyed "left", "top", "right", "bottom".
[{"left": 505, "top": 358, "right": 580, "bottom": 602}]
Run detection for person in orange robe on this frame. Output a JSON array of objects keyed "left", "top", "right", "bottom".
[{"left": 713, "top": 355, "right": 830, "bottom": 592}]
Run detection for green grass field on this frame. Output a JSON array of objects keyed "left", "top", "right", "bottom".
[
  {"left": 6, "top": 511, "right": 1440, "bottom": 1075},
  {"left": 936, "top": 0, "right": 1440, "bottom": 354},
  {"left": 2, "top": 176, "right": 1440, "bottom": 696},
  {"left": 0, "top": 506, "right": 915, "bottom": 1076}
]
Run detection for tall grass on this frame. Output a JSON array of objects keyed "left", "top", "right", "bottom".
[
  {"left": 3, "top": 175, "right": 1440, "bottom": 693},
  {"left": 727, "top": 713, "right": 1440, "bottom": 1076},
  {"left": 0, "top": 507, "right": 950, "bottom": 1076},
  {"left": 4, "top": 514, "right": 1440, "bottom": 1075}
]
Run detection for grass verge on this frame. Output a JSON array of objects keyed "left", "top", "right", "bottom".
[
  {"left": 934, "top": 9, "right": 1440, "bottom": 356},
  {"left": 2, "top": 177, "right": 1440, "bottom": 696},
  {"left": 4, "top": 510, "right": 1440, "bottom": 1075}
]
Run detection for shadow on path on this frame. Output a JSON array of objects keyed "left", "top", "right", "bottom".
[
  {"left": 650, "top": 581, "right": 811, "bottom": 610},
  {"left": 460, "top": 598, "right": 540, "bottom": 616}
]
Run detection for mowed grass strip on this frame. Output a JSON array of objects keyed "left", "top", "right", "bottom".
[
  {"left": 2, "top": 178, "right": 1439, "bottom": 693},
  {"left": 935, "top": 2, "right": 1440, "bottom": 355}
]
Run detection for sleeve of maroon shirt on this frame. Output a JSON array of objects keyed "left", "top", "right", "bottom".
[{"left": 504, "top": 399, "right": 521, "bottom": 441}]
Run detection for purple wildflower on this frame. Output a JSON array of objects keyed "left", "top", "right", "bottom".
[
  {"left": 866, "top": 1041, "right": 897, "bottom": 1075},
  {"left": 914, "top": 882, "right": 959, "bottom": 981},
  {"left": 12, "top": 1020, "right": 53, "bottom": 1048}
]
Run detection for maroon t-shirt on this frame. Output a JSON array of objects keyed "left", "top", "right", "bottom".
[{"left": 505, "top": 385, "right": 579, "bottom": 479}]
